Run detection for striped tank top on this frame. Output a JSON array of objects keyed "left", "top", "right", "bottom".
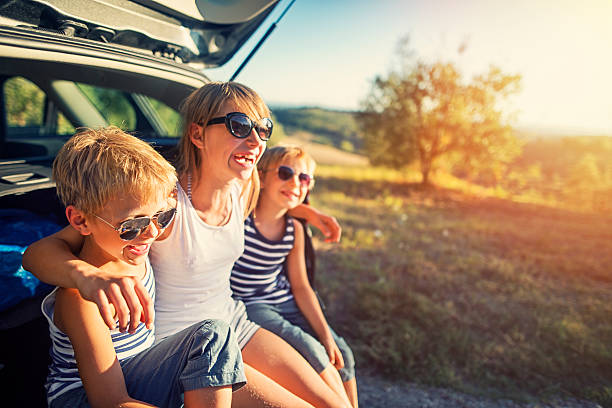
[
  {"left": 230, "top": 214, "right": 295, "bottom": 305},
  {"left": 41, "top": 259, "right": 155, "bottom": 405}
]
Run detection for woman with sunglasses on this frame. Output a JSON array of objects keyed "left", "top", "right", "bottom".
[
  {"left": 231, "top": 146, "right": 358, "bottom": 407},
  {"left": 24, "top": 82, "right": 347, "bottom": 408}
]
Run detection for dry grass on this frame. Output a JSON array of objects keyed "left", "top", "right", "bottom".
[{"left": 308, "top": 163, "right": 612, "bottom": 406}]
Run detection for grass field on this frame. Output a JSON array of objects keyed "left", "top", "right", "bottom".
[{"left": 307, "top": 163, "right": 612, "bottom": 406}]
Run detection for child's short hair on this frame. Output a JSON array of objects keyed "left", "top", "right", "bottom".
[
  {"left": 53, "top": 127, "right": 177, "bottom": 215},
  {"left": 258, "top": 145, "right": 316, "bottom": 178}
]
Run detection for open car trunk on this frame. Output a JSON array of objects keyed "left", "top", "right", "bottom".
[{"left": 0, "top": 1, "right": 280, "bottom": 404}]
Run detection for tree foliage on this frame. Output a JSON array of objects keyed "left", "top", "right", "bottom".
[{"left": 359, "top": 40, "right": 522, "bottom": 184}]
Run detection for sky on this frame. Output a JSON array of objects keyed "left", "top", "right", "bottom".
[{"left": 210, "top": 0, "right": 612, "bottom": 136}]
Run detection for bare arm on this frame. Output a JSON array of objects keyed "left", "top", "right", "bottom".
[
  {"left": 22, "top": 226, "right": 153, "bottom": 333},
  {"left": 288, "top": 204, "right": 342, "bottom": 243},
  {"left": 55, "top": 288, "right": 157, "bottom": 408},
  {"left": 286, "top": 221, "right": 344, "bottom": 369},
  {"left": 24, "top": 225, "right": 91, "bottom": 287}
]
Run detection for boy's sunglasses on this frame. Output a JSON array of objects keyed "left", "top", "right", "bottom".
[
  {"left": 95, "top": 208, "right": 177, "bottom": 241},
  {"left": 204, "top": 112, "right": 273, "bottom": 141},
  {"left": 277, "top": 165, "right": 313, "bottom": 188}
]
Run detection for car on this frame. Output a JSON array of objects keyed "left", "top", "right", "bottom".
[{"left": 0, "top": 1, "right": 280, "bottom": 405}]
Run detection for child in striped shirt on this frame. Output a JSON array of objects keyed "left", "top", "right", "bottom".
[
  {"left": 41, "top": 127, "right": 244, "bottom": 408},
  {"left": 230, "top": 145, "right": 358, "bottom": 407}
]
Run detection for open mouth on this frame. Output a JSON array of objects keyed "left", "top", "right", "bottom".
[
  {"left": 127, "top": 243, "right": 150, "bottom": 256},
  {"left": 281, "top": 190, "right": 300, "bottom": 200},
  {"left": 234, "top": 153, "right": 255, "bottom": 165}
]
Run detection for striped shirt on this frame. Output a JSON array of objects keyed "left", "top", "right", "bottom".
[
  {"left": 41, "top": 259, "right": 155, "bottom": 405},
  {"left": 231, "top": 214, "right": 295, "bottom": 305}
]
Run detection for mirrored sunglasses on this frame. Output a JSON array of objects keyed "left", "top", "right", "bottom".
[
  {"left": 95, "top": 207, "right": 177, "bottom": 241},
  {"left": 205, "top": 112, "right": 273, "bottom": 141},
  {"left": 277, "top": 165, "right": 313, "bottom": 188}
]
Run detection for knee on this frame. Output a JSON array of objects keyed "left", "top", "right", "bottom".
[
  {"left": 195, "top": 319, "right": 230, "bottom": 335},
  {"left": 342, "top": 347, "right": 355, "bottom": 372},
  {"left": 193, "top": 319, "right": 232, "bottom": 342},
  {"left": 337, "top": 338, "right": 355, "bottom": 377},
  {"left": 189, "top": 320, "right": 233, "bottom": 353},
  {"left": 339, "top": 352, "right": 355, "bottom": 382},
  {"left": 189, "top": 319, "right": 243, "bottom": 368}
]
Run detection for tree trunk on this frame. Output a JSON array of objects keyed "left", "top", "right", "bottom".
[
  {"left": 420, "top": 161, "right": 431, "bottom": 185},
  {"left": 418, "top": 140, "right": 432, "bottom": 186}
]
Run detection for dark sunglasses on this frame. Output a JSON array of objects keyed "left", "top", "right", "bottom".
[
  {"left": 277, "top": 165, "right": 313, "bottom": 188},
  {"left": 95, "top": 207, "right": 177, "bottom": 241},
  {"left": 205, "top": 112, "right": 273, "bottom": 141}
]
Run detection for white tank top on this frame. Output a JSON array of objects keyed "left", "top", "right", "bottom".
[{"left": 149, "top": 181, "right": 245, "bottom": 339}]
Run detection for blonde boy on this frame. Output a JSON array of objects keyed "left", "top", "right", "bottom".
[{"left": 42, "top": 127, "right": 244, "bottom": 408}]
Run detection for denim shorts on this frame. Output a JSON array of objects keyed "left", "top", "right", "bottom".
[
  {"left": 246, "top": 299, "right": 355, "bottom": 381},
  {"left": 227, "top": 298, "right": 261, "bottom": 349},
  {"left": 50, "top": 319, "right": 246, "bottom": 407}
]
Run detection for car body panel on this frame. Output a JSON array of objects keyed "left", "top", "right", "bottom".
[{"left": 0, "top": 0, "right": 279, "bottom": 66}]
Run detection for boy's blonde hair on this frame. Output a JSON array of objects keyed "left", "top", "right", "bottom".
[
  {"left": 258, "top": 145, "right": 316, "bottom": 182},
  {"left": 178, "top": 81, "right": 271, "bottom": 215},
  {"left": 53, "top": 127, "right": 177, "bottom": 215}
]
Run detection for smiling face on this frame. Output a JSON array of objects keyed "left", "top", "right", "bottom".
[
  {"left": 197, "top": 102, "right": 267, "bottom": 183},
  {"left": 260, "top": 156, "right": 314, "bottom": 211},
  {"left": 84, "top": 196, "right": 171, "bottom": 266}
]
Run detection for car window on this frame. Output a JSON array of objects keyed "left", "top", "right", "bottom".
[
  {"left": 3, "top": 77, "right": 75, "bottom": 136},
  {"left": 145, "top": 97, "right": 182, "bottom": 137},
  {"left": 76, "top": 83, "right": 137, "bottom": 131},
  {"left": 2, "top": 78, "right": 181, "bottom": 162},
  {"left": 74, "top": 84, "right": 181, "bottom": 137}
]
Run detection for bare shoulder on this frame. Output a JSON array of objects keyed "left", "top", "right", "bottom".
[
  {"left": 55, "top": 287, "right": 90, "bottom": 311},
  {"left": 292, "top": 217, "right": 304, "bottom": 230},
  {"left": 54, "top": 287, "right": 104, "bottom": 332},
  {"left": 291, "top": 217, "right": 304, "bottom": 246}
]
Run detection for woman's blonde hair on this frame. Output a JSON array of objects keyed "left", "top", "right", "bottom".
[
  {"left": 177, "top": 82, "right": 270, "bottom": 216},
  {"left": 53, "top": 127, "right": 177, "bottom": 215}
]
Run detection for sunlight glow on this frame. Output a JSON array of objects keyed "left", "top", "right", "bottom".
[{"left": 212, "top": 0, "right": 612, "bottom": 135}]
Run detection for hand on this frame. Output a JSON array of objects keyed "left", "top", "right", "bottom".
[
  {"left": 322, "top": 337, "right": 345, "bottom": 370},
  {"left": 311, "top": 212, "right": 342, "bottom": 243},
  {"left": 75, "top": 266, "right": 154, "bottom": 333}
]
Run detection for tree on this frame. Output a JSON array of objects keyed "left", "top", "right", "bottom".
[{"left": 359, "top": 40, "right": 522, "bottom": 185}]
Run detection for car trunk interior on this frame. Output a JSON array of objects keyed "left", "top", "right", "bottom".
[{"left": 0, "top": 47, "right": 189, "bottom": 408}]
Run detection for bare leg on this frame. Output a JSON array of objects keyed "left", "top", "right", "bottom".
[
  {"left": 343, "top": 378, "right": 358, "bottom": 408},
  {"left": 184, "top": 385, "right": 232, "bottom": 408},
  {"left": 232, "top": 364, "right": 313, "bottom": 408},
  {"left": 241, "top": 328, "right": 349, "bottom": 408},
  {"left": 320, "top": 365, "right": 352, "bottom": 407}
]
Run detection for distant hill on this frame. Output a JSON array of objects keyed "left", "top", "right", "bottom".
[
  {"left": 279, "top": 133, "right": 368, "bottom": 167},
  {"left": 513, "top": 135, "right": 612, "bottom": 182},
  {"left": 270, "top": 106, "right": 362, "bottom": 152}
]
